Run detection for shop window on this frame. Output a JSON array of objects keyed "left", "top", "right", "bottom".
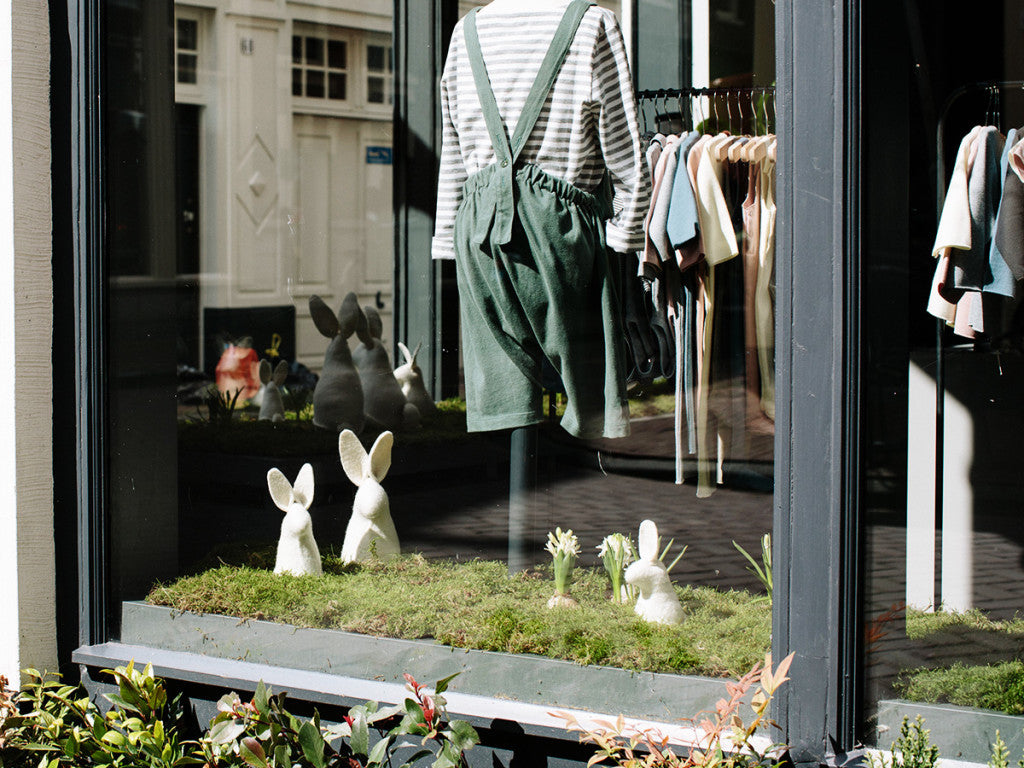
[
  {"left": 96, "top": 0, "right": 778, "bottom": 722},
  {"left": 860, "top": 1, "right": 1024, "bottom": 763}
]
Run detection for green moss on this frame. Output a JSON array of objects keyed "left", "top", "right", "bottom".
[
  {"left": 897, "top": 661, "right": 1024, "bottom": 715},
  {"left": 147, "top": 555, "right": 769, "bottom": 677},
  {"left": 905, "top": 608, "right": 1024, "bottom": 639}
]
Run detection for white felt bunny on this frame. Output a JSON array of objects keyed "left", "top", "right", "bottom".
[
  {"left": 268, "top": 463, "right": 322, "bottom": 576},
  {"left": 311, "top": 293, "right": 371, "bottom": 433},
  {"left": 339, "top": 429, "right": 400, "bottom": 564},
  {"left": 624, "top": 519, "right": 684, "bottom": 625},
  {"left": 257, "top": 359, "right": 288, "bottom": 422},
  {"left": 351, "top": 306, "right": 420, "bottom": 431},
  {"left": 394, "top": 342, "right": 436, "bottom": 417}
]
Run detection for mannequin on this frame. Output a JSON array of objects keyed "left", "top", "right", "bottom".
[{"left": 434, "top": 0, "right": 650, "bottom": 570}]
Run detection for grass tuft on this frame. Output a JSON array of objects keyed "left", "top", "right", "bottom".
[{"left": 147, "top": 555, "right": 769, "bottom": 677}]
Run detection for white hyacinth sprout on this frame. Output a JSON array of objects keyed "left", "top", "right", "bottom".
[
  {"left": 545, "top": 527, "right": 580, "bottom": 596},
  {"left": 597, "top": 533, "right": 637, "bottom": 603}
]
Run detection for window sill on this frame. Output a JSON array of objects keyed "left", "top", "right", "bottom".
[{"left": 74, "top": 601, "right": 751, "bottom": 747}]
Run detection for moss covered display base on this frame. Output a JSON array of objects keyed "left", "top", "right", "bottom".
[{"left": 147, "top": 557, "right": 769, "bottom": 677}]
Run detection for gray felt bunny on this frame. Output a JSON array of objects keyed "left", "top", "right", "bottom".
[
  {"left": 310, "top": 293, "right": 370, "bottom": 433},
  {"left": 352, "top": 306, "right": 420, "bottom": 431}
]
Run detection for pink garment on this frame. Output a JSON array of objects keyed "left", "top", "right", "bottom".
[
  {"left": 1011, "top": 137, "right": 1024, "bottom": 184},
  {"left": 642, "top": 134, "right": 678, "bottom": 272}
]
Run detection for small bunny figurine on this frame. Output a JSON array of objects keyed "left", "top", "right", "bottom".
[
  {"left": 394, "top": 342, "right": 436, "bottom": 416},
  {"left": 257, "top": 359, "right": 289, "bottom": 422},
  {"left": 268, "top": 463, "right": 322, "bottom": 576},
  {"left": 338, "top": 429, "right": 400, "bottom": 564},
  {"left": 624, "top": 520, "right": 684, "bottom": 625},
  {"left": 351, "top": 306, "right": 420, "bottom": 431},
  {"left": 311, "top": 293, "right": 370, "bottom": 433}
]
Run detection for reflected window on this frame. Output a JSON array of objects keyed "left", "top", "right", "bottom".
[
  {"left": 366, "top": 42, "right": 392, "bottom": 105},
  {"left": 175, "top": 16, "right": 198, "bottom": 85},
  {"left": 293, "top": 31, "right": 348, "bottom": 101}
]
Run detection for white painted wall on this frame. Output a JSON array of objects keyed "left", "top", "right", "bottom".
[{"left": 0, "top": 0, "right": 56, "bottom": 685}]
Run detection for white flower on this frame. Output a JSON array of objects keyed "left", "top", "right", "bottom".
[
  {"left": 596, "top": 533, "right": 636, "bottom": 564},
  {"left": 545, "top": 527, "right": 580, "bottom": 558}
]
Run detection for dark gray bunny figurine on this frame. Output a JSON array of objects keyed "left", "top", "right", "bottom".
[
  {"left": 352, "top": 306, "right": 420, "bottom": 431},
  {"left": 310, "top": 293, "right": 370, "bottom": 433}
]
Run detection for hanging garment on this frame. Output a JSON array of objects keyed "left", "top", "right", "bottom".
[
  {"left": 432, "top": 0, "right": 650, "bottom": 261},
  {"left": 755, "top": 157, "right": 776, "bottom": 421},
  {"left": 993, "top": 127, "right": 1024, "bottom": 283},
  {"left": 1011, "top": 136, "right": 1024, "bottom": 183},
  {"left": 449, "top": 0, "right": 635, "bottom": 438},
  {"left": 928, "top": 126, "right": 982, "bottom": 322}
]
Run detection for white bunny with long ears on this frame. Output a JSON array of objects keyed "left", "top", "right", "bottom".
[
  {"left": 394, "top": 342, "right": 436, "bottom": 417},
  {"left": 624, "top": 519, "right": 684, "bottom": 625},
  {"left": 310, "top": 293, "right": 370, "bottom": 433},
  {"left": 268, "top": 463, "right": 322, "bottom": 576},
  {"left": 258, "top": 359, "right": 289, "bottom": 422},
  {"left": 339, "top": 429, "right": 400, "bottom": 564}
]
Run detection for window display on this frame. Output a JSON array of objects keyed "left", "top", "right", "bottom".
[
  {"left": 101, "top": 0, "right": 777, "bottom": 714},
  {"left": 861, "top": 2, "right": 1024, "bottom": 761}
]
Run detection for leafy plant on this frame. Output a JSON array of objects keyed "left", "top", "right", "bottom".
[
  {"left": 658, "top": 535, "right": 687, "bottom": 575},
  {"left": 869, "top": 716, "right": 939, "bottom": 768},
  {"left": 554, "top": 652, "right": 793, "bottom": 768},
  {"left": 202, "top": 385, "right": 244, "bottom": 426},
  {"left": 733, "top": 534, "right": 772, "bottom": 603},
  {"left": 988, "top": 730, "right": 1011, "bottom": 768},
  {"left": 0, "top": 664, "right": 477, "bottom": 768},
  {"left": 0, "top": 662, "right": 194, "bottom": 767},
  {"left": 327, "top": 673, "right": 478, "bottom": 768}
]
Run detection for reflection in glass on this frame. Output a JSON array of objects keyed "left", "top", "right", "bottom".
[{"left": 103, "top": 0, "right": 776, "bottom": 690}]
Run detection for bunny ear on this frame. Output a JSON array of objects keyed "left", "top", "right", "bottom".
[
  {"left": 273, "top": 360, "right": 288, "bottom": 386},
  {"left": 637, "top": 519, "right": 659, "bottom": 561},
  {"left": 259, "top": 359, "right": 272, "bottom": 385},
  {"left": 267, "top": 468, "right": 294, "bottom": 512},
  {"left": 363, "top": 307, "right": 383, "bottom": 341},
  {"left": 309, "top": 295, "right": 340, "bottom": 338},
  {"left": 367, "top": 431, "right": 393, "bottom": 483},
  {"left": 338, "top": 429, "right": 368, "bottom": 486},
  {"left": 398, "top": 341, "right": 412, "bottom": 365},
  {"left": 292, "top": 463, "right": 315, "bottom": 509},
  {"left": 339, "top": 293, "right": 371, "bottom": 344},
  {"left": 411, "top": 341, "right": 422, "bottom": 361}
]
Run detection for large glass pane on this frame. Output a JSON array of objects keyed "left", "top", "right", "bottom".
[
  {"left": 103, "top": 0, "right": 777, "bottom": 714},
  {"left": 861, "top": 1, "right": 1024, "bottom": 762}
]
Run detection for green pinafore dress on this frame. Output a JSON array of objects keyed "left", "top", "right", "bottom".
[{"left": 454, "top": 0, "right": 630, "bottom": 439}]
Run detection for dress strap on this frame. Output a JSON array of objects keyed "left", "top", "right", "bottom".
[
  {"left": 463, "top": 9, "right": 513, "bottom": 167},
  {"left": 510, "top": 0, "right": 594, "bottom": 163}
]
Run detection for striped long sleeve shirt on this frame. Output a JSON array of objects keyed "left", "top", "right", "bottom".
[{"left": 431, "top": 2, "right": 651, "bottom": 260}]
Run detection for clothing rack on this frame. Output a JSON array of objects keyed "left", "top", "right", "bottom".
[
  {"left": 637, "top": 85, "right": 776, "bottom": 134},
  {"left": 907, "top": 80, "right": 1024, "bottom": 613}
]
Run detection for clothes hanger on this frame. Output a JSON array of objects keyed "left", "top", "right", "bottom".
[
  {"left": 727, "top": 92, "right": 752, "bottom": 162},
  {"left": 713, "top": 93, "right": 737, "bottom": 160}
]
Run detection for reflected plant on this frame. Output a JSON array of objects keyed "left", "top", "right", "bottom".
[
  {"left": 598, "top": 533, "right": 637, "bottom": 603},
  {"left": 545, "top": 527, "right": 581, "bottom": 607},
  {"left": 868, "top": 716, "right": 939, "bottom": 768}
]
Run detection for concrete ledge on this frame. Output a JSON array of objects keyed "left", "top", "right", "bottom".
[
  {"left": 877, "top": 699, "right": 1024, "bottom": 765},
  {"left": 117, "top": 601, "right": 731, "bottom": 725}
]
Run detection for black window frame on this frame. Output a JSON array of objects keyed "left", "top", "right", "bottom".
[{"left": 57, "top": 0, "right": 868, "bottom": 763}]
